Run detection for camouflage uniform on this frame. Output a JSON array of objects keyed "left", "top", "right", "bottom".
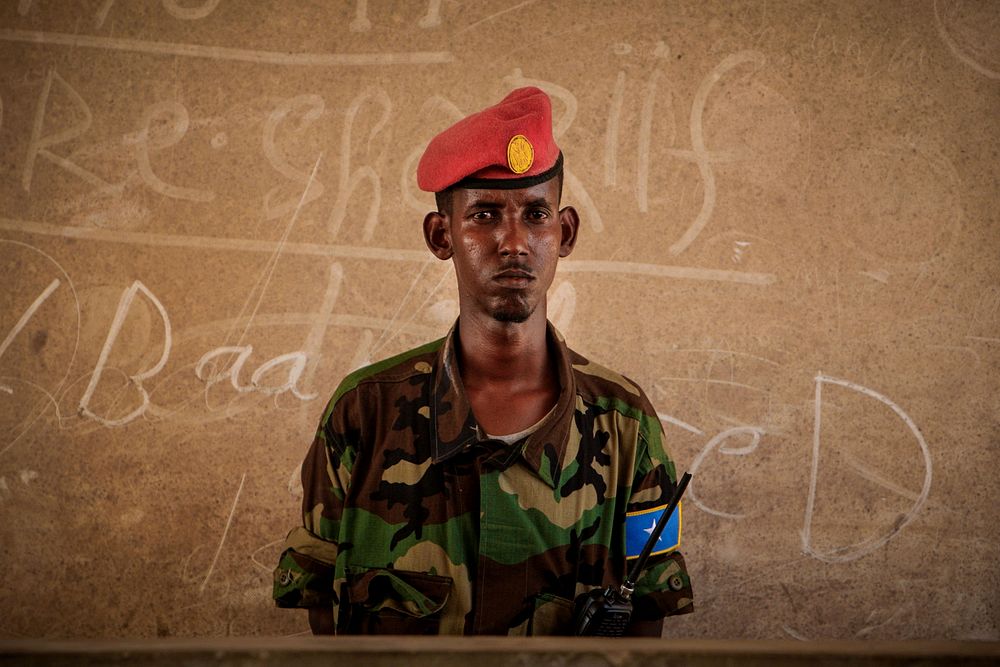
[{"left": 274, "top": 322, "right": 693, "bottom": 635}]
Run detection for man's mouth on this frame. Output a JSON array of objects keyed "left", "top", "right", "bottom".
[{"left": 493, "top": 268, "right": 535, "bottom": 286}]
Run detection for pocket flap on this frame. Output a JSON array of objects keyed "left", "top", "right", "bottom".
[
  {"left": 272, "top": 547, "right": 336, "bottom": 608},
  {"left": 529, "top": 593, "right": 575, "bottom": 636},
  {"left": 345, "top": 568, "right": 452, "bottom": 618}
]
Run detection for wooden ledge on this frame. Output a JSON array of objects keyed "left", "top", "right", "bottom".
[{"left": 2, "top": 638, "right": 999, "bottom": 666}]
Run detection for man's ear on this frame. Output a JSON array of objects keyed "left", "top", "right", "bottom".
[
  {"left": 558, "top": 206, "right": 580, "bottom": 258},
  {"left": 423, "top": 211, "right": 453, "bottom": 260}
]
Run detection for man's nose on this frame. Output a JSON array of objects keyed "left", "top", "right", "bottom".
[{"left": 497, "top": 216, "right": 528, "bottom": 257}]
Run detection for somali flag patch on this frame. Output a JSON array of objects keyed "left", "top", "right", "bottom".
[{"left": 625, "top": 502, "right": 682, "bottom": 559}]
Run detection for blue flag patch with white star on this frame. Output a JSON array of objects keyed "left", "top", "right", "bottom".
[{"left": 625, "top": 502, "right": 682, "bottom": 559}]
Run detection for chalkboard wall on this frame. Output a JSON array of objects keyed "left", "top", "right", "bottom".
[{"left": 0, "top": 0, "right": 997, "bottom": 640}]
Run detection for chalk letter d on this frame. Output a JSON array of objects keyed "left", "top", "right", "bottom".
[{"left": 801, "top": 374, "right": 932, "bottom": 563}]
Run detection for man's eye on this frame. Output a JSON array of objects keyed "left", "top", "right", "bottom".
[
  {"left": 471, "top": 211, "right": 495, "bottom": 221},
  {"left": 527, "top": 210, "right": 549, "bottom": 222}
]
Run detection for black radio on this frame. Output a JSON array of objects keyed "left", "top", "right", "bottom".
[{"left": 573, "top": 472, "right": 691, "bottom": 636}]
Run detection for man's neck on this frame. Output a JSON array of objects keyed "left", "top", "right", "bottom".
[{"left": 455, "top": 310, "right": 551, "bottom": 391}]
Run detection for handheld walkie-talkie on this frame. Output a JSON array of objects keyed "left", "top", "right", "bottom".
[{"left": 573, "top": 471, "right": 691, "bottom": 636}]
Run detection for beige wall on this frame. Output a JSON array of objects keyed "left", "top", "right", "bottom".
[{"left": 0, "top": 0, "right": 997, "bottom": 640}]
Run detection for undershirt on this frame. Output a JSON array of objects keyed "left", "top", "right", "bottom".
[{"left": 485, "top": 405, "right": 555, "bottom": 445}]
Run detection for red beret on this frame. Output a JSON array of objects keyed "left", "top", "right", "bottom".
[{"left": 417, "top": 87, "right": 563, "bottom": 193}]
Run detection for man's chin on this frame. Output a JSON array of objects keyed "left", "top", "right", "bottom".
[{"left": 490, "top": 302, "right": 534, "bottom": 323}]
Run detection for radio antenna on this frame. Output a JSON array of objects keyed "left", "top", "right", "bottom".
[{"left": 621, "top": 471, "right": 691, "bottom": 599}]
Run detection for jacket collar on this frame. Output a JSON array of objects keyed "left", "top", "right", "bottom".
[{"left": 429, "top": 320, "right": 576, "bottom": 489}]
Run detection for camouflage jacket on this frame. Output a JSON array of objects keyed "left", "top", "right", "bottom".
[{"left": 273, "top": 322, "right": 693, "bottom": 635}]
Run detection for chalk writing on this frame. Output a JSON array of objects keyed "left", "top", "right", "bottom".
[
  {"left": 603, "top": 70, "right": 626, "bottom": 187},
  {"left": 5, "top": 60, "right": 782, "bottom": 286},
  {"left": 350, "top": 0, "right": 372, "bottom": 33},
  {"left": 368, "top": 263, "right": 454, "bottom": 361},
  {"left": 0, "top": 29, "right": 455, "bottom": 66},
  {"left": 38, "top": 0, "right": 448, "bottom": 32},
  {"left": 0, "top": 279, "right": 61, "bottom": 387},
  {"left": 195, "top": 346, "right": 254, "bottom": 393},
  {"left": 968, "top": 286, "right": 1000, "bottom": 339},
  {"left": 0, "top": 2, "right": 989, "bottom": 644},
  {"left": 78, "top": 287, "right": 326, "bottom": 425},
  {"left": 629, "top": 41, "right": 678, "bottom": 213},
  {"left": 78, "top": 281, "right": 173, "bottom": 427},
  {"left": 400, "top": 95, "right": 465, "bottom": 215},
  {"left": 688, "top": 426, "right": 765, "bottom": 520},
  {"left": 94, "top": 0, "right": 115, "bottom": 28},
  {"left": 861, "top": 269, "right": 890, "bottom": 284},
  {"left": 250, "top": 352, "right": 315, "bottom": 400},
  {"left": 731, "top": 241, "right": 751, "bottom": 264},
  {"left": 503, "top": 69, "right": 604, "bottom": 233},
  {"left": 782, "top": 625, "right": 810, "bottom": 641},
  {"left": 193, "top": 156, "right": 324, "bottom": 408},
  {"left": 637, "top": 67, "right": 669, "bottom": 214},
  {"left": 327, "top": 88, "right": 391, "bottom": 242},
  {"left": 710, "top": 11, "right": 928, "bottom": 82},
  {"left": 162, "top": 0, "right": 221, "bottom": 21},
  {"left": 418, "top": 0, "right": 443, "bottom": 28},
  {"left": 0, "top": 217, "right": 428, "bottom": 263},
  {"left": 802, "top": 374, "right": 932, "bottom": 563},
  {"left": 656, "top": 412, "right": 704, "bottom": 436},
  {"left": 263, "top": 94, "right": 327, "bottom": 220},
  {"left": 653, "top": 367, "right": 933, "bottom": 564},
  {"left": 668, "top": 51, "right": 766, "bottom": 256},
  {"left": 560, "top": 259, "right": 775, "bottom": 286},
  {"left": 208, "top": 156, "right": 322, "bottom": 371},
  {"left": 0, "top": 215, "right": 778, "bottom": 286},
  {"left": 23, "top": 68, "right": 117, "bottom": 193},
  {"left": 829, "top": 142, "right": 962, "bottom": 268},
  {"left": 250, "top": 538, "right": 284, "bottom": 573},
  {"left": 69, "top": 0, "right": 222, "bottom": 27},
  {"left": 458, "top": 0, "right": 540, "bottom": 35},
  {"left": 0, "top": 241, "right": 81, "bottom": 458},
  {"left": 598, "top": 48, "right": 763, "bottom": 255},
  {"left": 200, "top": 471, "right": 246, "bottom": 594},
  {"left": 933, "top": 0, "right": 1000, "bottom": 80},
  {"left": 132, "top": 101, "right": 215, "bottom": 202},
  {"left": 548, "top": 281, "right": 577, "bottom": 334},
  {"left": 297, "top": 263, "right": 344, "bottom": 402}
]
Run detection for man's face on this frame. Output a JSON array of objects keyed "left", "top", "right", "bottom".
[{"left": 431, "top": 178, "right": 577, "bottom": 324}]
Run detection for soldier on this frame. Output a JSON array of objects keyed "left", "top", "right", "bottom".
[{"left": 273, "top": 87, "right": 693, "bottom": 636}]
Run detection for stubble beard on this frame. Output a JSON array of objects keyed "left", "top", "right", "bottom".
[{"left": 490, "top": 294, "right": 535, "bottom": 323}]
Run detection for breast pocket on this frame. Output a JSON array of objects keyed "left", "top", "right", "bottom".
[{"left": 338, "top": 567, "right": 453, "bottom": 635}]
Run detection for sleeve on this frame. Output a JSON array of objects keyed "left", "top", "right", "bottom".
[
  {"left": 273, "top": 397, "right": 355, "bottom": 609},
  {"left": 624, "top": 410, "right": 694, "bottom": 621}
]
